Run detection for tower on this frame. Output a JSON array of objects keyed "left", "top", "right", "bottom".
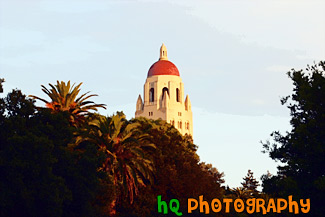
[{"left": 135, "top": 44, "right": 193, "bottom": 136}]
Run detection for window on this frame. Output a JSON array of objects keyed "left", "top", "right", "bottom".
[
  {"left": 185, "top": 122, "right": 190, "bottom": 130},
  {"left": 177, "top": 121, "right": 182, "bottom": 129},
  {"left": 149, "top": 88, "right": 154, "bottom": 102},
  {"left": 176, "top": 88, "right": 180, "bottom": 102},
  {"left": 162, "top": 87, "right": 169, "bottom": 99},
  {"left": 178, "top": 112, "right": 182, "bottom": 116}
]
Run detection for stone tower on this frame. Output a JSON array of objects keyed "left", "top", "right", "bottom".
[{"left": 135, "top": 44, "right": 193, "bottom": 136}]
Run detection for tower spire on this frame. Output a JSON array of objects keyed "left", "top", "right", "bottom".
[{"left": 159, "top": 43, "right": 168, "bottom": 60}]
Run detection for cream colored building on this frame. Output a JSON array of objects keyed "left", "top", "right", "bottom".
[{"left": 135, "top": 44, "right": 193, "bottom": 136}]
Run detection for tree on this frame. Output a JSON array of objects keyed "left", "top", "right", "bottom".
[
  {"left": 0, "top": 78, "right": 4, "bottom": 93},
  {"left": 29, "top": 81, "right": 106, "bottom": 125},
  {"left": 80, "top": 113, "right": 155, "bottom": 216},
  {"left": 262, "top": 61, "right": 325, "bottom": 217},
  {"left": 117, "top": 117, "right": 225, "bottom": 217},
  {"left": 241, "top": 169, "right": 260, "bottom": 193},
  {"left": 200, "top": 162, "right": 225, "bottom": 186},
  {"left": 0, "top": 89, "right": 107, "bottom": 217},
  {"left": 230, "top": 187, "right": 253, "bottom": 200}
]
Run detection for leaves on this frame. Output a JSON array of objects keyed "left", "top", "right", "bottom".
[
  {"left": 0, "top": 90, "right": 105, "bottom": 217},
  {"left": 29, "top": 81, "right": 106, "bottom": 126},
  {"left": 241, "top": 169, "right": 260, "bottom": 193},
  {"left": 0, "top": 78, "right": 4, "bottom": 93},
  {"left": 262, "top": 61, "right": 325, "bottom": 217},
  {"left": 80, "top": 113, "right": 155, "bottom": 206}
]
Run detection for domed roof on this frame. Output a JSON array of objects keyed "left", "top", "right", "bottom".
[
  {"left": 147, "top": 60, "right": 180, "bottom": 77},
  {"left": 147, "top": 43, "right": 180, "bottom": 77}
]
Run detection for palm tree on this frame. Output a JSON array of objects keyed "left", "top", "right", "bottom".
[
  {"left": 29, "top": 81, "right": 106, "bottom": 125},
  {"left": 83, "top": 113, "right": 155, "bottom": 215},
  {"left": 231, "top": 187, "right": 253, "bottom": 200}
]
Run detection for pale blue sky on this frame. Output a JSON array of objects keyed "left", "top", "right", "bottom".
[{"left": 1, "top": 0, "right": 324, "bottom": 188}]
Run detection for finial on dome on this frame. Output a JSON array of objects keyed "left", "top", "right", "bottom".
[{"left": 159, "top": 43, "right": 168, "bottom": 60}]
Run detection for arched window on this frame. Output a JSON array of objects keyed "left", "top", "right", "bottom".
[
  {"left": 176, "top": 88, "right": 180, "bottom": 102},
  {"left": 149, "top": 88, "right": 154, "bottom": 102},
  {"left": 162, "top": 87, "right": 169, "bottom": 99}
]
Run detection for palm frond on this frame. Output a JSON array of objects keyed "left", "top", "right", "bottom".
[{"left": 31, "top": 81, "right": 106, "bottom": 125}]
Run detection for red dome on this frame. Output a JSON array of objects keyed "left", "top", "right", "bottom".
[{"left": 147, "top": 60, "right": 180, "bottom": 77}]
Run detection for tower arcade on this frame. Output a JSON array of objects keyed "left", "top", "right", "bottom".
[{"left": 135, "top": 44, "right": 193, "bottom": 136}]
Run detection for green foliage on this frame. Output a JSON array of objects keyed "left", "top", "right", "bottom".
[
  {"left": 241, "top": 169, "right": 260, "bottom": 193},
  {"left": 262, "top": 61, "right": 325, "bottom": 217},
  {"left": 1, "top": 82, "right": 229, "bottom": 217},
  {"left": 0, "top": 78, "right": 4, "bottom": 93},
  {"left": 0, "top": 90, "right": 107, "bottom": 217},
  {"left": 77, "top": 112, "right": 156, "bottom": 215},
  {"left": 29, "top": 81, "right": 106, "bottom": 125},
  {"left": 117, "top": 117, "right": 225, "bottom": 217}
]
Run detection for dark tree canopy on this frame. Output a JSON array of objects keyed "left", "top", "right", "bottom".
[
  {"left": 117, "top": 117, "right": 225, "bottom": 217},
  {"left": 0, "top": 78, "right": 4, "bottom": 93},
  {"left": 0, "top": 90, "right": 107, "bottom": 217},
  {"left": 262, "top": 61, "right": 325, "bottom": 217},
  {"left": 0, "top": 90, "right": 226, "bottom": 217},
  {"left": 241, "top": 169, "right": 260, "bottom": 193}
]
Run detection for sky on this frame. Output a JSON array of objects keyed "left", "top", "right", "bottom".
[{"left": 1, "top": 0, "right": 324, "bottom": 188}]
